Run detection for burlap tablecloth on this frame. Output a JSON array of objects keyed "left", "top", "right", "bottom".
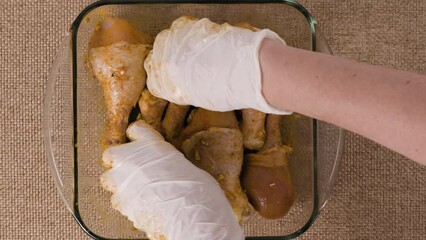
[{"left": 1, "top": 0, "right": 425, "bottom": 239}]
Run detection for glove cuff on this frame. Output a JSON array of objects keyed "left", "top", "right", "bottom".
[{"left": 252, "top": 29, "right": 293, "bottom": 115}]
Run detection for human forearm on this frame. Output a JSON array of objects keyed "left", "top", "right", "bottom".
[{"left": 260, "top": 39, "right": 426, "bottom": 165}]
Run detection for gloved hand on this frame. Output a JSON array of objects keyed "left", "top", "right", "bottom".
[
  {"left": 100, "top": 120, "right": 244, "bottom": 240},
  {"left": 145, "top": 16, "right": 291, "bottom": 114}
]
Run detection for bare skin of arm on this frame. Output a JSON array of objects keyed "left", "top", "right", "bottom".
[{"left": 260, "top": 39, "right": 426, "bottom": 165}]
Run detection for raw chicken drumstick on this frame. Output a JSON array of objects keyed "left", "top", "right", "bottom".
[
  {"left": 242, "top": 114, "right": 295, "bottom": 219},
  {"left": 161, "top": 103, "right": 190, "bottom": 141},
  {"left": 138, "top": 88, "right": 168, "bottom": 133},
  {"left": 177, "top": 109, "right": 252, "bottom": 222},
  {"left": 88, "top": 18, "right": 151, "bottom": 147}
]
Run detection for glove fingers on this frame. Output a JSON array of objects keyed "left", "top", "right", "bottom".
[{"left": 126, "top": 120, "right": 165, "bottom": 142}]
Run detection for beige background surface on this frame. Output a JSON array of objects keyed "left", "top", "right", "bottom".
[{"left": 1, "top": 0, "right": 425, "bottom": 239}]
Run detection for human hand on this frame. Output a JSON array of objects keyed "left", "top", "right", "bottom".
[
  {"left": 100, "top": 120, "right": 244, "bottom": 240},
  {"left": 144, "top": 16, "right": 291, "bottom": 114}
]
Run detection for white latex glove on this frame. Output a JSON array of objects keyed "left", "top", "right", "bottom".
[
  {"left": 145, "top": 16, "right": 291, "bottom": 114},
  {"left": 100, "top": 120, "right": 244, "bottom": 240}
]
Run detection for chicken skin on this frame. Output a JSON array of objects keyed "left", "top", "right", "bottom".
[{"left": 182, "top": 127, "right": 253, "bottom": 223}]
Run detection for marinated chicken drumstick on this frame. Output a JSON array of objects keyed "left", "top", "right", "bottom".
[
  {"left": 162, "top": 103, "right": 190, "bottom": 141},
  {"left": 182, "top": 128, "right": 252, "bottom": 223},
  {"left": 175, "top": 108, "right": 252, "bottom": 222},
  {"left": 242, "top": 114, "right": 295, "bottom": 219},
  {"left": 240, "top": 109, "right": 266, "bottom": 150},
  {"left": 88, "top": 18, "right": 151, "bottom": 147},
  {"left": 138, "top": 88, "right": 168, "bottom": 133},
  {"left": 89, "top": 17, "right": 153, "bottom": 49}
]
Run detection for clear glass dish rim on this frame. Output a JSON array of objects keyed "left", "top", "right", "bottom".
[{"left": 68, "top": 0, "right": 329, "bottom": 239}]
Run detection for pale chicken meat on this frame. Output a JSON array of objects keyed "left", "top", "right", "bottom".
[{"left": 88, "top": 18, "right": 151, "bottom": 147}]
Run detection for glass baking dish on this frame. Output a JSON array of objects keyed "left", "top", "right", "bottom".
[{"left": 43, "top": 0, "right": 344, "bottom": 239}]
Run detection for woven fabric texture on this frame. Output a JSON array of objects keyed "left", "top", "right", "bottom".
[{"left": 0, "top": 0, "right": 425, "bottom": 239}]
